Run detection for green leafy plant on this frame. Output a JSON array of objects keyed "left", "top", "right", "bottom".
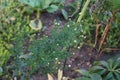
[
  {"left": 76, "top": 69, "right": 102, "bottom": 80},
  {"left": 18, "top": 0, "right": 68, "bottom": 30},
  {"left": 27, "top": 21, "right": 85, "bottom": 74},
  {"left": 18, "top": 0, "right": 61, "bottom": 12},
  {"left": 77, "top": 57, "right": 120, "bottom": 80},
  {"left": 75, "top": 0, "right": 120, "bottom": 55},
  {"left": 0, "top": 0, "right": 35, "bottom": 79},
  {"left": 107, "top": 0, "right": 120, "bottom": 9},
  {"left": 90, "top": 58, "right": 120, "bottom": 80}
]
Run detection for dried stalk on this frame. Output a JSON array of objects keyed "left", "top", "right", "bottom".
[
  {"left": 95, "top": 24, "right": 102, "bottom": 47},
  {"left": 98, "top": 18, "right": 112, "bottom": 55},
  {"left": 99, "top": 48, "right": 120, "bottom": 56}
]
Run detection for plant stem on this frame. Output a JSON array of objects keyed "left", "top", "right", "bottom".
[
  {"left": 77, "top": 0, "right": 90, "bottom": 22},
  {"left": 37, "top": 9, "right": 40, "bottom": 19}
]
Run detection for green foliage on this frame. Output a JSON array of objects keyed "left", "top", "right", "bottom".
[
  {"left": 90, "top": 58, "right": 120, "bottom": 80},
  {"left": 18, "top": 0, "right": 61, "bottom": 12},
  {"left": 77, "top": 57, "right": 120, "bottom": 80},
  {"left": 76, "top": 69, "right": 102, "bottom": 80},
  {"left": 0, "top": 0, "right": 120, "bottom": 79},
  {"left": 61, "top": 9, "right": 68, "bottom": 20},
  {"left": 18, "top": 0, "right": 68, "bottom": 30},
  {"left": 27, "top": 21, "right": 84, "bottom": 74},
  {"left": 0, "top": 67, "right": 3, "bottom": 76},
  {"left": 107, "top": 0, "right": 120, "bottom": 9},
  {"left": 77, "top": 0, "right": 120, "bottom": 50},
  {"left": 0, "top": 0, "right": 34, "bottom": 79}
]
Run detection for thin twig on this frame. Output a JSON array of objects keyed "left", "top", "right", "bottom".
[
  {"left": 99, "top": 48, "right": 120, "bottom": 56},
  {"left": 98, "top": 18, "right": 112, "bottom": 55}
]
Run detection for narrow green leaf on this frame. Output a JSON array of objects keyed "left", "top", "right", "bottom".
[
  {"left": 0, "top": 67, "right": 3, "bottom": 75},
  {"left": 90, "top": 66, "right": 106, "bottom": 75},
  {"left": 61, "top": 9, "right": 68, "bottom": 20},
  {"left": 114, "top": 72, "right": 120, "bottom": 80},
  {"left": 99, "top": 61, "right": 109, "bottom": 68},
  {"left": 104, "top": 72, "right": 113, "bottom": 80}
]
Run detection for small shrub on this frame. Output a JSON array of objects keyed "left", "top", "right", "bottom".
[{"left": 27, "top": 21, "right": 85, "bottom": 74}]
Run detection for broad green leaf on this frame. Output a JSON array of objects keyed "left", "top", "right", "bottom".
[
  {"left": 90, "top": 73, "right": 102, "bottom": 80},
  {"left": 47, "top": 5, "right": 58, "bottom": 13},
  {"left": 61, "top": 9, "right": 68, "bottom": 20},
  {"left": 43, "top": 0, "right": 53, "bottom": 9},
  {"left": 18, "top": 0, "right": 62, "bottom": 11},
  {"left": 76, "top": 69, "right": 90, "bottom": 77},
  {"left": 29, "top": 19, "right": 42, "bottom": 30}
]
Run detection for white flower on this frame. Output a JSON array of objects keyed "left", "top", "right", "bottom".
[
  {"left": 58, "top": 62, "right": 61, "bottom": 64},
  {"left": 84, "top": 36, "right": 86, "bottom": 39},
  {"left": 68, "top": 65, "right": 71, "bottom": 67},
  {"left": 69, "top": 18, "right": 71, "bottom": 21},
  {"left": 57, "top": 23, "right": 60, "bottom": 25},
  {"left": 81, "top": 35, "right": 84, "bottom": 37},
  {"left": 67, "top": 25, "right": 70, "bottom": 27},
  {"left": 80, "top": 24, "right": 82, "bottom": 27},
  {"left": 78, "top": 46, "right": 81, "bottom": 49},
  {"left": 73, "top": 52, "right": 75, "bottom": 55},
  {"left": 74, "top": 28, "right": 77, "bottom": 31},
  {"left": 55, "top": 22, "right": 58, "bottom": 25},
  {"left": 55, "top": 58, "right": 58, "bottom": 60},
  {"left": 74, "top": 40, "right": 77, "bottom": 43}
]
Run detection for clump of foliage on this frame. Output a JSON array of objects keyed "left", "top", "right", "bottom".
[
  {"left": 27, "top": 21, "right": 84, "bottom": 74},
  {"left": 0, "top": 0, "right": 34, "bottom": 79},
  {"left": 76, "top": 57, "right": 120, "bottom": 80},
  {"left": 0, "top": 0, "right": 120, "bottom": 79},
  {"left": 18, "top": 0, "right": 63, "bottom": 13},
  {"left": 0, "top": 0, "right": 85, "bottom": 79},
  {"left": 76, "top": 0, "right": 120, "bottom": 55},
  {"left": 18, "top": 0, "right": 68, "bottom": 30}
]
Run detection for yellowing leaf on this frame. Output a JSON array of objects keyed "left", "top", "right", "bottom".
[
  {"left": 47, "top": 73, "right": 54, "bottom": 80},
  {"left": 58, "top": 69, "right": 63, "bottom": 80},
  {"left": 29, "top": 19, "right": 42, "bottom": 30}
]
